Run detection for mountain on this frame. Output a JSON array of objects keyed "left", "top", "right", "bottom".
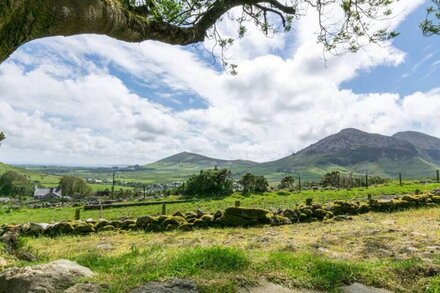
[
  {"left": 249, "top": 128, "right": 440, "bottom": 179},
  {"left": 393, "top": 131, "right": 440, "bottom": 163},
  {"left": 154, "top": 152, "right": 258, "bottom": 168}
]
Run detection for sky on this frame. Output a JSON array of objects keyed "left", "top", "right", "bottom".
[{"left": 0, "top": 0, "right": 439, "bottom": 166}]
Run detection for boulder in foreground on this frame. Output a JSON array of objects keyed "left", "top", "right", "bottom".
[{"left": 0, "top": 259, "right": 94, "bottom": 293}]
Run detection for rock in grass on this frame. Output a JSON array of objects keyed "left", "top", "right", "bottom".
[
  {"left": 270, "top": 215, "right": 292, "bottom": 226},
  {"left": 17, "top": 251, "right": 37, "bottom": 262},
  {"left": 136, "top": 216, "right": 159, "bottom": 229},
  {"left": 73, "top": 223, "right": 95, "bottom": 235},
  {"left": 94, "top": 220, "right": 110, "bottom": 230},
  {"left": 64, "top": 283, "right": 103, "bottom": 293},
  {"left": 97, "top": 225, "right": 115, "bottom": 232},
  {"left": 217, "top": 214, "right": 253, "bottom": 227},
  {"left": 340, "top": 283, "right": 392, "bottom": 293},
  {"left": 130, "top": 279, "right": 199, "bottom": 293},
  {"left": 46, "top": 222, "right": 75, "bottom": 237},
  {"left": 224, "top": 207, "right": 271, "bottom": 221},
  {"left": 0, "top": 259, "right": 95, "bottom": 293},
  {"left": 121, "top": 220, "right": 137, "bottom": 230},
  {"left": 213, "top": 210, "right": 223, "bottom": 219}
]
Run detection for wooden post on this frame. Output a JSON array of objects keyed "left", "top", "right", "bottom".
[
  {"left": 111, "top": 172, "right": 115, "bottom": 200},
  {"left": 399, "top": 172, "right": 402, "bottom": 186},
  {"left": 235, "top": 200, "right": 240, "bottom": 207},
  {"left": 161, "top": 203, "right": 166, "bottom": 215},
  {"left": 337, "top": 173, "right": 340, "bottom": 189},
  {"left": 75, "top": 208, "right": 80, "bottom": 220},
  {"left": 298, "top": 175, "right": 302, "bottom": 192},
  {"left": 437, "top": 170, "right": 439, "bottom": 183},
  {"left": 305, "top": 198, "right": 313, "bottom": 206},
  {"left": 365, "top": 174, "right": 369, "bottom": 189},
  {"left": 143, "top": 185, "right": 146, "bottom": 199},
  {"left": 367, "top": 194, "right": 372, "bottom": 201}
]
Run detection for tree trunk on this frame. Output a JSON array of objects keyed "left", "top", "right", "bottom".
[{"left": 0, "top": 0, "right": 204, "bottom": 63}]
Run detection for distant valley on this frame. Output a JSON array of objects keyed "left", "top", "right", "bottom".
[{"left": 9, "top": 128, "right": 440, "bottom": 183}]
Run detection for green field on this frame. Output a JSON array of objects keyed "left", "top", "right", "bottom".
[
  {"left": 3, "top": 207, "right": 440, "bottom": 292},
  {"left": 1, "top": 181, "right": 438, "bottom": 225}
]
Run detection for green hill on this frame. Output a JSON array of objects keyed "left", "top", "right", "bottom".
[
  {"left": 246, "top": 129, "right": 440, "bottom": 180},
  {"left": 0, "top": 162, "right": 60, "bottom": 187}
]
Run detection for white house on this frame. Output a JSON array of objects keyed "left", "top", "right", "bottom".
[{"left": 33, "top": 186, "right": 63, "bottom": 200}]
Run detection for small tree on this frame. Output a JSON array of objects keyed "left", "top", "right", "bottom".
[
  {"left": 59, "top": 176, "right": 92, "bottom": 200},
  {"left": 279, "top": 175, "right": 295, "bottom": 190},
  {"left": 0, "top": 132, "right": 5, "bottom": 145},
  {"left": 0, "top": 171, "right": 33, "bottom": 200},
  {"left": 321, "top": 171, "right": 341, "bottom": 188},
  {"left": 239, "top": 173, "right": 269, "bottom": 194},
  {"left": 182, "top": 168, "right": 233, "bottom": 197}
]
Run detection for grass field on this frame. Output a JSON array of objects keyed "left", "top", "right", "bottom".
[
  {"left": 0, "top": 181, "right": 439, "bottom": 225},
  {"left": 3, "top": 207, "right": 440, "bottom": 292}
]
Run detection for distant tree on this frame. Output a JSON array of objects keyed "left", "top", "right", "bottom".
[
  {"left": 239, "top": 173, "right": 269, "bottom": 194},
  {"left": 0, "top": 171, "right": 33, "bottom": 198},
  {"left": 321, "top": 171, "right": 341, "bottom": 188},
  {"left": 59, "top": 176, "right": 92, "bottom": 199},
  {"left": 279, "top": 175, "right": 295, "bottom": 190},
  {"left": 0, "top": 132, "right": 5, "bottom": 145},
  {"left": 182, "top": 168, "right": 233, "bottom": 197}
]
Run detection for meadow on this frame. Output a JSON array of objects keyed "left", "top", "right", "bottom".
[
  {"left": 2, "top": 207, "right": 440, "bottom": 292},
  {"left": 0, "top": 180, "right": 438, "bottom": 225}
]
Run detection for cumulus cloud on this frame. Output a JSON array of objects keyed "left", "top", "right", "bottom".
[{"left": 0, "top": 0, "right": 439, "bottom": 165}]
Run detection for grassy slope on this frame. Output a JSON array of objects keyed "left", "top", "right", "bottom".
[
  {"left": 0, "top": 163, "right": 131, "bottom": 192},
  {"left": 1, "top": 181, "right": 439, "bottom": 225},
  {"left": 0, "top": 162, "right": 60, "bottom": 187},
  {"left": 3, "top": 208, "right": 440, "bottom": 292}
]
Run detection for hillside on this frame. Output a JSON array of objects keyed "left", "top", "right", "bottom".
[
  {"left": 153, "top": 151, "right": 258, "bottom": 168},
  {"left": 393, "top": 131, "right": 440, "bottom": 163},
  {"left": 0, "top": 162, "right": 60, "bottom": 186},
  {"left": 15, "top": 129, "right": 440, "bottom": 183},
  {"left": 249, "top": 128, "right": 440, "bottom": 179}
]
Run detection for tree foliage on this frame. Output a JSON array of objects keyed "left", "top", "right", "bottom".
[
  {"left": 0, "top": 0, "right": 412, "bottom": 71},
  {"left": 181, "top": 167, "right": 234, "bottom": 197},
  {"left": 421, "top": 0, "right": 440, "bottom": 36},
  {"left": 279, "top": 175, "right": 295, "bottom": 190},
  {"left": 0, "top": 132, "right": 5, "bottom": 145},
  {"left": 59, "top": 175, "right": 92, "bottom": 198},
  {"left": 239, "top": 173, "right": 269, "bottom": 194},
  {"left": 0, "top": 171, "right": 33, "bottom": 197},
  {"left": 321, "top": 171, "right": 386, "bottom": 188}
]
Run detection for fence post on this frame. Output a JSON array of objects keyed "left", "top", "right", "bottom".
[
  {"left": 305, "top": 198, "right": 313, "bottom": 206},
  {"left": 298, "top": 175, "right": 302, "bottom": 192},
  {"left": 365, "top": 174, "right": 369, "bottom": 189},
  {"left": 161, "top": 203, "right": 166, "bottom": 215},
  {"left": 75, "top": 208, "right": 80, "bottom": 220},
  {"left": 437, "top": 170, "right": 439, "bottom": 183},
  {"left": 235, "top": 200, "right": 241, "bottom": 207},
  {"left": 399, "top": 172, "right": 402, "bottom": 186}
]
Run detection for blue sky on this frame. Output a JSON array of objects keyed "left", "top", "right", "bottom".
[
  {"left": 0, "top": 0, "right": 439, "bottom": 165},
  {"left": 344, "top": 5, "right": 440, "bottom": 96}
]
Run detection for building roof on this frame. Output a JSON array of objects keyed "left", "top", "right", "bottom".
[{"left": 34, "top": 186, "right": 62, "bottom": 198}]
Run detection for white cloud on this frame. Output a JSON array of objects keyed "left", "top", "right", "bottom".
[{"left": 0, "top": 0, "right": 439, "bottom": 165}]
